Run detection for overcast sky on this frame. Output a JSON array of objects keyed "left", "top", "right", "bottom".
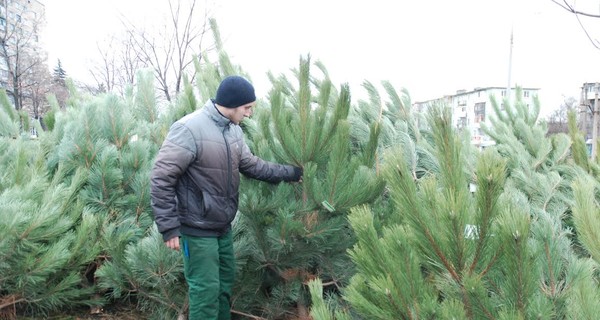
[{"left": 42, "top": 0, "right": 600, "bottom": 116}]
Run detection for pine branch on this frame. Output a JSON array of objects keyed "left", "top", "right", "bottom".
[{"left": 478, "top": 247, "right": 502, "bottom": 278}]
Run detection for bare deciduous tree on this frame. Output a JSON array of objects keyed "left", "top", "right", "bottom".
[
  {"left": 90, "top": 0, "right": 213, "bottom": 101},
  {"left": 26, "top": 54, "right": 52, "bottom": 119},
  {"left": 90, "top": 38, "right": 117, "bottom": 94},
  {"left": 90, "top": 33, "right": 142, "bottom": 96},
  {"left": 0, "top": 0, "right": 50, "bottom": 116},
  {"left": 547, "top": 95, "right": 578, "bottom": 135}
]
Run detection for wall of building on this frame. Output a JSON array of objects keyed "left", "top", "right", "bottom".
[{"left": 414, "top": 87, "right": 540, "bottom": 147}]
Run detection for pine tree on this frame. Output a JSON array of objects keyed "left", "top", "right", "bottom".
[
  {"left": 0, "top": 69, "right": 177, "bottom": 318},
  {"left": 0, "top": 89, "right": 19, "bottom": 138},
  {"left": 0, "top": 136, "right": 102, "bottom": 318},
  {"left": 309, "top": 89, "right": 600, "bottom": 319},
  {"left": 15, "top": 16, "right": 600, "bottom": 319},
  {"left": 53, "top": 59, "right": 67, "bottom": 85},
  {"left": 566, "top": 103, "right": 600, "bottom": 318},
  {"left": 84, "top": 72, "right": 190, "bottom": 319},
  {"left": 93, "top": 20, "right": 257, "bottom": 319},
  {"left": 0, "top": 88, "right": 34, "bottom": 137},
  {"left": 229, "top": 55, "right": 384, "bottom": 318},
  {"left": 0, "top": 16, "right": 384, "bottom": 318},
  {"left": 342, "top": 105, "right": 516, "bottom": 319}
]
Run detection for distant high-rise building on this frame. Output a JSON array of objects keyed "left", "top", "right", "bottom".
[
  {"left": 414, "top": 87, "right": 540, "bottom": 147},
  {"left": 0, "top": 0, "right": 46, "bottom": 106}
]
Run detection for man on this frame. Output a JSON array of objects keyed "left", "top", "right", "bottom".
[{"left": 150, "top": 75, "right": 302, "bottom": 319}]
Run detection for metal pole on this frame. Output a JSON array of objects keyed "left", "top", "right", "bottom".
[
  {"left": 592, "top": 83, "right": 599, "bottom": 160},
  {"left": 506, "top": 27, "right": 513, "bottom": 102}
]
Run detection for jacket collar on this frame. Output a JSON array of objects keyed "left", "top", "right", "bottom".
[{"left": 205, "top": 99, "right": 232, "bottom": 127}]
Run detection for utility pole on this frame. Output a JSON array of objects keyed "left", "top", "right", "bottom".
[
  {"left": 506, "top": 27, "right": 513, "bottom": 102},
  {"left": 593, "top": 83, "right": 599, "bottom": 160}
]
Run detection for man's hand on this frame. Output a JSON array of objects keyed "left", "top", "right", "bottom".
[
  {"left": 165, "top": 237, "right": 180, "bottom": 251},
  {"left": 292, "top": 166, "right": 303, "bottom": 182}
]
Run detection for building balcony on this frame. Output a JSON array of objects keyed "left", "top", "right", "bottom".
[{"left": 455, "top": 109, "right": 466, "bottom": 118}]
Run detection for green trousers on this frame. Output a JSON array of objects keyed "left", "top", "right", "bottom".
[{"left": 181, "top": 231, "right": 235, "bottom": 320}]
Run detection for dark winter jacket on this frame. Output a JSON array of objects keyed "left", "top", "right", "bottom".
[{"left": 150, "top": 100, "right": 301, "bottom": 241}]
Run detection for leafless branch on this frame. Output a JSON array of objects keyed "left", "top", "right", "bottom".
[
  {"left": 551, "top": 0, "right": 600, "bottom": 18},
  {"left": 551, "top": 0, "right": 600, "bottom": 49},
  {"left": 0, "top": 0, "right": 53, "bottom": 115}
]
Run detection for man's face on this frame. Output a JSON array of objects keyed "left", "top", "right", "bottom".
[{"left": 229, "top": 102, "right": 255, "bottom": 124}]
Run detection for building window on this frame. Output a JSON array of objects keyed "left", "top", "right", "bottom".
[
  {"left": 474, "top": 102, "right": 486, "bottom": 123},
  {"left": 13, "top": 3, "right": 25, "bottom": 12},
  {"left": 524, "top": 90, "right": 529, "bottom": 98},
  {"left": 501, "top": 90, "right": 506, "bottom": 97},
  {"left": 457, "top": 117, "right": 467, "bottom": 129}
]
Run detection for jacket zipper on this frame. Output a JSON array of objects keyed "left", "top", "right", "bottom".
[{"left": 222, "top": 125, "right": 232, "bottom": 197}]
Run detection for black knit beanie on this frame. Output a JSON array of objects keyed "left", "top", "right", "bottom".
[{"left": 214, "top": 76, "right": 256, "bottom": 108}]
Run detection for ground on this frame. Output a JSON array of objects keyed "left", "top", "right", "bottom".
[{"left": 9, "top": 304, "right": 146, "bottom": 320}]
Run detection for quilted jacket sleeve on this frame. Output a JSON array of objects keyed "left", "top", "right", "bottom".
[
  {"left": 150, "top": 122, "right": 197, "bottom": 241},
  {"left": 239, "top": 140, "right": 302, "bottom": 183}
]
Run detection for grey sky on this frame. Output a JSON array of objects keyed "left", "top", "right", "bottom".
[{"left": 43, "top": 0, "right": 600, "bottom": 116}]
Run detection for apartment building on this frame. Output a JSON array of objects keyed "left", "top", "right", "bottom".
[
  {"left": 0, "top": 0, "right": 46, "bottom": 99},
  {"left": 414, "top": 87, "right": 540, "bottom": 147},
  {"left": 579, "top": 82, "right": 599, "bottom": 140}
]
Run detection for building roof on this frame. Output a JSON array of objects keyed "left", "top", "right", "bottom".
[{"left": 414, "top": 86, "right": 540, "bottom": 104}]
